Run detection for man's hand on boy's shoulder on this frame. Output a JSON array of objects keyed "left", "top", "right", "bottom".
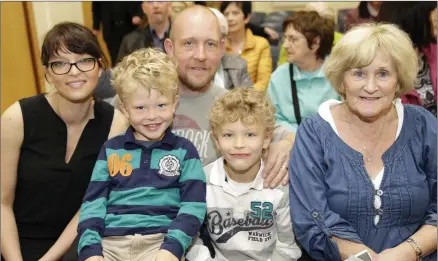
[
  {"left": 155, "top": 249, "right": 179, "bottom": 261},
  {"left": 84, "top": 256, "right": 104, "bottom": 261},
  {"left": 262, "top": 139, "right": 294, "bottom": 189}
]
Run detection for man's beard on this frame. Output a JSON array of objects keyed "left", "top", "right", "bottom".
[{"left": 178, "top": 70, "right": 214, "bottom": 91}]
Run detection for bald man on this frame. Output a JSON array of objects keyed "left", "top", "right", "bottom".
[
  {"left": 164, "top": 6, "right": 222, "bottom": 94},
  {"left": 111, "top": 5, "right": 294, "bottom": 188}
]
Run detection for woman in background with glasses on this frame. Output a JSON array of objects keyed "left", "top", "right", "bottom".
[
  {"left": 1, "top": 22, "right": 128, "bottom": 261},
  {"left": 277, "top": 2, "right": 344, "bottom": 68},
  {"left": 267, "top": 11, "right": 340, "bottom": 133}
]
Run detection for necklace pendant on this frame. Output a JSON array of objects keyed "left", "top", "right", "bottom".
[{"left": 367, "top": 157, "right": 373, "bottom": 163}]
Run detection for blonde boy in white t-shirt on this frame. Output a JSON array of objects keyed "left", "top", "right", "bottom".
[{"left": 186, "top": 87, "right": 301, "bottom": 261}]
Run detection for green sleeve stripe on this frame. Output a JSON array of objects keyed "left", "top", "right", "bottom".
[
  {"left": 167, "top": 228, "right": 193, "bottom": 252},
  {"left": 180, "top": 158, "right": 206, "bottom": 183},
  {"left": 104, "top": 213, "right": 172, "bottom": 228},
  {"left": 90, "top": 160, "right": 110, "bottom": 182},
  {"left": 108, "top": 187, "right": 180, "bottom": 206},
  {"left": 79, "top": 197, "right": 108, "bottom": 224},
  {"left": 179, "top": 202, "right": 206, "bottom": 223},
  {"left": 78, "top": 229, "right": 101, "bottom": 253}
]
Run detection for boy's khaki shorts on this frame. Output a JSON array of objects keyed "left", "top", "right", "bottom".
[{"left": 102, "top": 233, "right": 185, "bottom": 261}]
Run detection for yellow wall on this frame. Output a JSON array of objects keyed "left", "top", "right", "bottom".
[
  {"left": 1, "top": 2, "right": 38, "bottom": 113},
  {"left": 32, "top": 2, "right": 85, "bottom": 92}
]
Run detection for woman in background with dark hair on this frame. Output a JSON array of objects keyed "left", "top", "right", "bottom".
[
  {"left": 346, "top": 1, "right": 381, "bottom": 30},
  {"left": 1, "top": 22, "right": 128, "bottom": 261},
  {"left": 220, "top": 1, "right": 273, "bottom": 91},
  {"left": 378, "top": 1, "right": 437, "bottom": 116}
]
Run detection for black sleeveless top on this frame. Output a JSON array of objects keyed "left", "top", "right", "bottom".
[{"left": 14, "top": 94, "right": 114, "bottom": 239}]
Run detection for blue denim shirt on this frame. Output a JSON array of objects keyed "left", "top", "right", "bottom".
[{"left": 289, "top": 105, "right": 437, "bottom": 261}]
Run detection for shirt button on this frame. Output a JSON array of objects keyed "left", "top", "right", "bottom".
[
  {"left": 144, "top": 160, "right": 149, "bottom": 164},
  {"left": 376, "top": 189, "right": 383, "bottom": 196},
  {"left": 312, "top": 212, "right": 319, "bottom": 219}
]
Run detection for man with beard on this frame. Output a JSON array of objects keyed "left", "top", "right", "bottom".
[
  {"left": 112, "top": 5, "right": 293, "bottom": 188},
  {"left": 117, "top": 1, "right": 172, "bottom": 63}
]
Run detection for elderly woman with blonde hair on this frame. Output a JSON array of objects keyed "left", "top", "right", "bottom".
[{"left": 289, "top": 23, "right": 437, "bottom": 261}]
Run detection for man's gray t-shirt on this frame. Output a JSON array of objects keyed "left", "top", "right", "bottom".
[{"left": 172, "top": 83, "right": 226, "bottom": 166}]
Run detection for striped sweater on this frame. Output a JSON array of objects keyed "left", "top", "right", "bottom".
[{"left": 77, "top": 127, "right": 207, "bottom": 261}]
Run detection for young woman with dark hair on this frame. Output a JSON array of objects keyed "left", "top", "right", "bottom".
[{"left": 1, "top": 22, "right": 128, "bottom": 261}]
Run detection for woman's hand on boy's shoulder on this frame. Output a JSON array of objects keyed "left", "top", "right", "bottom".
[{"left": 262, "top": 139, "right": 293, "bottom": 189}]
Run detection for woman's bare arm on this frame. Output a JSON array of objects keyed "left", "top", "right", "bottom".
[{"left": 1, "top": 102, "right": 25, "bottom": 261}]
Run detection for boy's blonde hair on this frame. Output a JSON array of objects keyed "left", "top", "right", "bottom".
[
  {"left": 325, "top": 23, "right": 418, "bottom": 98},
  {"left": 111, "top": 48, "right": 178, "bottom": 102},
  {"left": 209, "top": 88, "right": 276, "bottom": 136}
]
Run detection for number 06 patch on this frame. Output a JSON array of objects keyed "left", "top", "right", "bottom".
[{"left": 108, "top": 153, "right": 133, "bottom": 177}]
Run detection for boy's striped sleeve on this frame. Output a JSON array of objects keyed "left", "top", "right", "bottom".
[
  {"left": 77, "top": 144, "right": 111, "bottom": 261},
  {"left": 160, "top": 142, "right": 207, "bottom": 259}
]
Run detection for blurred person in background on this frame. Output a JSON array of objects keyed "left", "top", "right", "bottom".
[
  {"left": 378, "top": 1, "right": 437, "bottom": 116},
  {"left": 221, "top": 1, "right": 272, "bottom": 91},
  {"left": 92, "top": 2, "right": 143, "bottom": 65},
  {"left": 170, "top": 2, "right": 193, "bottom": 21},
  {"left": 277, "top": 2, "right": 344, "bottom": 68},
  {"left": 268, "top": 10, "right": 340, "bottom": 133},
  {"left": 94, "top": 1, "right": 172, "bottom": 102},
  {"left": 195, "top": 1, "right": 279, "bottom": 43},
  {"left": 209, "top": 7, "right": 253, "bottom": 89},
  {"left": 117, "top": 1, "right": 172, "bottom": 63},
  {"left": 346, "top": 1, "right": 381, "bottom": 30}
]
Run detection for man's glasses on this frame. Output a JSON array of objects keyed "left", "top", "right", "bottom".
[{"left": 47, "top": 57, "right": 97, "bottom": 75}]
